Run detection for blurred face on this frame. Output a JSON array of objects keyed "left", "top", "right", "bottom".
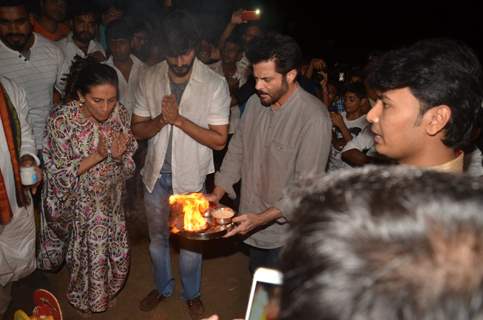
[
  {"left": 42, "top": 0, "right": 66, "bottom": 22},
  {"left": 367, "top": 87, "right": 426, "bottom": 164},
  {"left": 222, "top": 41, "right": 241, "bottom": 64},
  {"left": 0, "top": 5, "right": 33, "bottom": 52},
  {"left": 166, "top": 49, "right": 196, "bottom": 78},
  {"left": 79, "top": 83, "right": 118, "bottom": 122},
  {"left": 242, "top": 25, "right": 261, "bottom": 46},
  {"left": 109, "top": 38, "right": 130, "bottom": 61},
  {"left": 253, "top": 60, "right": 289, "bottom": 107},
  {"left": 131, "top": 30, "right": 147, "bottom": 52},
  {"left": 344, "top": 92, "right": 362, "bottom": 114},
  {"left": 73, "top": 14, "right": 97, "bottom": 44},
  {"left": 102, "top": 6, "right": 122, "bottom": 26},
  {"left": 197, "top": 39, "right": 212, "bottom": 64}
]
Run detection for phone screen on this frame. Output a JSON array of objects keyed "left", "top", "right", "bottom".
[{"left": 247, "top": 280, "right": 282, "bottom": 320}]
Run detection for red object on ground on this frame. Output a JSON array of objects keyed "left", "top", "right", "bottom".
[{"left": 32, "top": 289, "right": 63, "bottom": 320}]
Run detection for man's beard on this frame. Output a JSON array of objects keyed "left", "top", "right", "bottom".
[
  {"left": 3, "top": 33, "right": 30, "bottom": 52},
  {"left": 73, "top": 31, "right": 94, "bottom": 44},
  {"left": 257, "top": 77, "right": 289, "bottom": 107},
  {"left": 168, "top": 59, "right": 195, "bottom": 78}
]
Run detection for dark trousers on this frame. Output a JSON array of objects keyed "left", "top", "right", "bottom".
[{"left": 248, "top": 245, "right": 282, "bottom": 274}]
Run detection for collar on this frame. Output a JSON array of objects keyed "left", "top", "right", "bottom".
[{"left": 429, "top": 151, "right": 464, "bottom": 173}]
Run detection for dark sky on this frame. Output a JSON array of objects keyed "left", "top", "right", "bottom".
[{"left": 173, "top": 0, "right": 482, "bottom": 66}]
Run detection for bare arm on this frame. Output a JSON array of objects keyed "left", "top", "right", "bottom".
[
  {"left": 217, "top": 10, "right": 244, "bottom": 49},
  {"left": 341, "top": 149, "right": 371, "bottom": 167},
  {"left": 131, "top": 114, "right": 168, "bottom": 140}
]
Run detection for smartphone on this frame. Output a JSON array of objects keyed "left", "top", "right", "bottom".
[
  {"left": 241, "top": 9, "right": 261, "bottom": 21},
  {"left": 245, "top": 267, "right": 283, "bottom": 320}
]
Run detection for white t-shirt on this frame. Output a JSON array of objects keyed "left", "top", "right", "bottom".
[
  {"left": 0, "top": 33, "right": 64, "bottom": 150},
  {"left": 328, "top": 113, "right": 369, "bottom": 171},
  {"left": 134, "top": 58, "right": 230, "bottom": 194},
  {"left": 104, "top": 54, "right": 146, "bottom": 118}
]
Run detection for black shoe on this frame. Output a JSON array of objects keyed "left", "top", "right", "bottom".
[
  {"left": 186, "top": 297, "right": 205, "bottom": 320},
  {"left": 139, "top": 289, "right": 165, "bottom": 312}
]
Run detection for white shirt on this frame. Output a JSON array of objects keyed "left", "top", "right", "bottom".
[
  {"left": 134, "top": 58, "right": 230, "bottom": 193},
  {"left": 0, "top": 76, "right": 37, "bottom": 285},
  {"left": 207, "top": 60, "right": 247, "bottom": 134},
  {"left": 56, "top": 33, "right": 105, "bottom": 89},
  {"left": 104, "top": 54, "right": 146, "bottom": 117},
  {"left": 329, "top": 113, "right": 369, "bottom": 171},
  {"left": 0, "top": 33, "right": 64, "bottom": 150}
]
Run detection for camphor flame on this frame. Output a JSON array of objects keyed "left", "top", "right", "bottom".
[{"left": 169, "top": 193, "right": 209, "bottom": 232}]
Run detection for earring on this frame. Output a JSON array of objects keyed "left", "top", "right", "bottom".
[{"left": 79, "top": 99, "right": 85, "bottom": 106}]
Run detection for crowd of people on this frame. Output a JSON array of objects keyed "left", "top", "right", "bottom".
[{"left": 0, "top": 0, "right": 483, "bottom": 319}]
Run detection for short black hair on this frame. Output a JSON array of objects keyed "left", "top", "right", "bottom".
[
  {"left": 0, "top": 0, "right": 29, "bottom": 10},
  {"left": 69, "top": 0, "right": 99, "bottom": 21},
  {"left": 161, "top": 9, "right": 200, "bottom": 57},
  {"left": 106, "top": 19, "right": 132, "bottom": 42},
  {"left": 366, "top": 38, "right": 483, "bottom": 149},
  {"left": 63, "top": 55, "right": 118, "bottom": 103},
  {"left": 343, "top": 82, "right": 367, "bottom": 99},
  {"left": 281, "top": 166, "right": 483, "bottom": 320},
  {"left": 246, "top": 32, "right": 302, "bottom": 75}
]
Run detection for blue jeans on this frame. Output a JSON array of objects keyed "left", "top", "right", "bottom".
[{"left": 144, "top": 173, "right": 202, "bottom": 300}]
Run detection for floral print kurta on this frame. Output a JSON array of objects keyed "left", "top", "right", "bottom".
[{"left": 38, "top": 101, "right": 137, "bottom": 312}]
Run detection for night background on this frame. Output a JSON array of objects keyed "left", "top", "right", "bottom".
[{"left": 115, "top": 0, "right": 482, "bottom": 66}]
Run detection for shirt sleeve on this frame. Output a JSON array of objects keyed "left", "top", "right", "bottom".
[
  {"left": 54, "top": 47, "right": 67, "bottom": 94},
  {"left": 3, "top": 78, "right": 39, "bottom": 162},
  {"left": 342, "top": 125, "right": 374, "bottom": 153},
  {"left": 214, "top": 100, "right": 249, "bottom": 198},
  {"left": 207, "top": 78, "right": 230, "bottom": 125},
  {"left": 42, "top": 109, "right": 81, "bottom": 218},
  {"left": 133, "top": 71, "right": 151, "bottom": 118}
]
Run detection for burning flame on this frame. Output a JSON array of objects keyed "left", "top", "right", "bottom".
[{"left": 169, "top": 193, "right": 209, "bottom": 232}]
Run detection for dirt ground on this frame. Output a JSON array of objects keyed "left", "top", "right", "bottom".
[{"left": 3, "top": 172, "right": 252, "bottom": 320}]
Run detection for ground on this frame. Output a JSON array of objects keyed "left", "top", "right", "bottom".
[{"left": 3, "top": 172, "right": 251, "bottom": 320}]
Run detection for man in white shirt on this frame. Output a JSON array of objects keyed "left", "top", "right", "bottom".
[
  {"left": 0, "top": 76, "right": 42, "bottom": 317},
  {"left": 56, "top": 2, "right": 105, "bottom": 88},
  {"left": 104, "top": 19, "right": 146, "bottom": 118},
  {"left": 0, "top": 0, "right": 64, "bottom": 154},
  {"left": 132, "top": 10, "right": 230, "bottom": 319}
]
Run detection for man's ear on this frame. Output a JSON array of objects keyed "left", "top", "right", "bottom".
[
  {"left": 286, "top": 69, "right": 297, "bottom": 83},
  {"left": 424, "top": 105, "right": 451, "bottom": 136}
]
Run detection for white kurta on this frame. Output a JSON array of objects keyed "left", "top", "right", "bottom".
[{"left": 0, "top": 77, "right": 38, "bottom": 286}]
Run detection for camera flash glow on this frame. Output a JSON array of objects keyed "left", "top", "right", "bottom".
[{"left": 255, "top": 9, "right": 261, "bottom": 15}]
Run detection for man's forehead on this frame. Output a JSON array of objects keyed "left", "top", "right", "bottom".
[{"left": 0, "top": 5, "right": 28, "bottom": 19}]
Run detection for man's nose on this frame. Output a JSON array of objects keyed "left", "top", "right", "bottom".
[{"left": 367, "top": 100, "right": 382, "bottom": 123}]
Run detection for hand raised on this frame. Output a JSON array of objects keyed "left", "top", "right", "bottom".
[
  {"left": 111, "top": 131, "right": 129, "bottom": 159},
  {"left": 96, "top": 131, "right": 108, "bottom": 160},
  {"left": 162, "top": 94, "right": 181, "bottom": 126}
]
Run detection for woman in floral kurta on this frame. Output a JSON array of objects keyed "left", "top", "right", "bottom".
[{"left": 38, "top": 62, "right": 137, "bottom": 313}]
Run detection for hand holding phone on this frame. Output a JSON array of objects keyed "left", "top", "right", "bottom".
[
  {"left": 245, "top": 267, "right": 283, "bottom": 320},
  {"left": 241, "top": 9, "right": 261, "bottom": 21}
]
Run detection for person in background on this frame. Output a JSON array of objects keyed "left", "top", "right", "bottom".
[
  {"left": 0, "top": 0, "right": 65, "bottom": 155},
  {"left": 130, "top": 21, "right": 149, "bottom": 62},
  {"left": 32, "top": 0, "right": 69, "bottom": 41},
  {"left": 38, "top": 58, "right": 137, "bottom": 316},
  {"left": 57, "top": 0, "right": 106, "bottom": 89},
  {"left": 132, "top": 10, "right": 230, "bottom": 319},
  {"left": 104, "top": 19, "right": 146, "bottom": 118},
  {"left": 0, "top": 75, "right": 42, "bottom": 318},
  {"left": 98, "top": 1, "right": 124, "bottom": 51},
  {"left": 280, "top": 166, "right": 483, "bottom": 320},
  {"left": 366, "top": 38, "right": 483, "bottom": 173},
  {"left": 328, "top": 82, "right": 369, "bottom": 171}
]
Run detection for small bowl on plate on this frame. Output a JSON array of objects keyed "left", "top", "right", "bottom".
[{"left": 211, "top": 207, "right": 235, "bottom": 225}]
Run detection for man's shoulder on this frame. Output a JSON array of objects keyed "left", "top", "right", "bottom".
[
  {"left": 33, "top": 33, "right": 63, "bottom": 56},
  {"left": 296, "top": 87, "right": 329, "bottom": 117},
  {"left": 143, "top": 60, "right": 168, "bottom": 80}
]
